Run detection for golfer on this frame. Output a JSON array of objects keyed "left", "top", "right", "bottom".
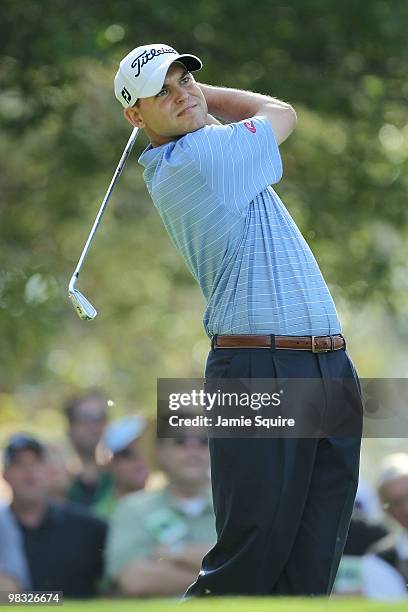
[{"left": 114, "top": 44, "right": 362, "bottom": 596}]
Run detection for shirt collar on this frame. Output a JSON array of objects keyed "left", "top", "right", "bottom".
[
  {"left": 138, "top": 142, "right": 169, "bottom": 170},
  {"left": 163, "top": 484, "right": 213, "bottom": 515}
]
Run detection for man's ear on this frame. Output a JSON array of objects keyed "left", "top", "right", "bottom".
[
  {"left": 3, "top": 468, "right": 10, "bottom": 485},
  {"left": 124, "top": 106, "right": 145, "bottom": 129}
]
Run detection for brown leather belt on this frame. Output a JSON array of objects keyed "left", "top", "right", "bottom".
[{"left": 213, "top": 334, "right": 345, "bottom": 353}]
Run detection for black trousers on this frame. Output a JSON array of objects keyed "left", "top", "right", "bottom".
[{"left": 184, "top": 345, "right": 362, "bottom": 597}]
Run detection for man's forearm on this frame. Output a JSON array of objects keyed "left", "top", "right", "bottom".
[
  {"left": 117, "top": 559, "right": 196, "bottom": 597},
  {"left": 154, "top": 542, "right": 211, "bottom": 571},
  {"left": 199, "top": 83, "right": 292, "bottom": 123}
]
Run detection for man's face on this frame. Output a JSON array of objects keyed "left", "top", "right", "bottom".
[
  {"left": 110, "top": 440, "right": 149, "bottom": 494},
  {"left": 380, "top": 475, "right": 408, "bottom": 529},
  {"left": 157, "top": 436, "right": 210, "bottom": 489},
  {"left": 125, "top": 62, "right": 208, "bottom": 146},
  {"left": 69, "top": 398, "right": 107, "bottom": 458},
  {"left": 3, "top": 449, "right": 48, "bottom": 505}
]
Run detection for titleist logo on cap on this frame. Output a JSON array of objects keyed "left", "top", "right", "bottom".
[{"left": 131, "top": 47, "right": 177, "bottom": 77}]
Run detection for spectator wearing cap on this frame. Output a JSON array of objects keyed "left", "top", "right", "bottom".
[
  {"left": 105, "top": 431, "right": 216, "bottom": 597},
  {"left": 369, "top": 453, "right": 408, "bottom": 590},
  {"left": 2, "top": 434, "right": 107, "bottom": 598},
  {"left": 64, "top": 390, "right": 113, "bottom": 516},
  {"left": 97, "top": 416, "right": 149, "bottom": 517}
]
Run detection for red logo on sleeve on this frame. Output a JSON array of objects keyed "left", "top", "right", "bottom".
[{"left": 244, "top": 120, "right": 257, "bottom": 133}]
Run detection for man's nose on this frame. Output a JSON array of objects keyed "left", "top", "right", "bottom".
[{"left": 174, "top": 86, "right": 188, "bottom": 103}]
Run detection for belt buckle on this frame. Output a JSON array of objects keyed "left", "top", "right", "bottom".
[{"left": 311, "top": 335, "right": 331, "bottom": 353}]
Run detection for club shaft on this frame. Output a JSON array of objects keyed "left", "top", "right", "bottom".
[{"left": 73, "top": 127, "right": 139, "bottom": 278}]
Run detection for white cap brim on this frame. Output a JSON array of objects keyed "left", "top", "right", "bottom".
[
  {"left": 103, "top": 415, "right": 146, "bottom": 454},
  {"left": 138, "top": 54, "right": 202, "bottom": 99}
]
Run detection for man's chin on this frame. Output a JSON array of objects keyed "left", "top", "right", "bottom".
[{"left": 176, "top": 119, "right": 206, "bottom": 136}]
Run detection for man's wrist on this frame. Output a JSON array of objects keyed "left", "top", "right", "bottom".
[
  {"left": 199, "top": 83, "right": 224, "bottom": 117},
  {"left": 206, "top": 113, "right": 222, "bottom": 126},
  {"left": 199, "top": 82, "right": 262, "bottom": 123}
]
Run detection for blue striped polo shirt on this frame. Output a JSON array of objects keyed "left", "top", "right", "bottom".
[{"left": 139, "top": 116, "right": 341, "bottom": 337}]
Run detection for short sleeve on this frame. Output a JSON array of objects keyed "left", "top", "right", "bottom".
[
  {"left": 0, "top": 507, "right": 31, "bottom": 589},
  {"left": 104, "top": 499, "right": 155, "bottom": 580},
  {"left": 184, "top": 115, "right": 283, "bottom": 214}
]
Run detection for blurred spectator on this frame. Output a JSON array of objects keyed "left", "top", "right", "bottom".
[
  {"left": 369, "top": 453, "right": 408, "bottom": 590},
  {"left": 44, "top": 444, "right": 70, "bottom": 502},
  {"left": 98, "top": 416, "right": 149, "bottom": 517},
  {"left": 0, "top": 503, "right": 31, "bottom": 591},
  {"left": 105, "top": 432, "right": 216, "bottom": 597},
  {"left": 65, "top": 390, "right": 114, "bottom": 515},
  {"left": 333, "top": 553, "right": 407, "bottom": 600},
  {"left": 334, "top": 504, "right": 403, "bottom": 600},
  {"left": 3, "top": 434, "right": 107, "bottom": 598}
]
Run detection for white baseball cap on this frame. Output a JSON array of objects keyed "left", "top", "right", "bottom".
[
  {"left": 114, "top": 43, "right": 203, "bottom": 108},
  {"left": 103, "top": 415, "right": 146, "bottom": 454}
]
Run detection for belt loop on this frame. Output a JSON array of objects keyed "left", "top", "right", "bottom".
[
  {"left": 270, "top": 334, "right": 276, "bottom": 352},
  {"left": 211, "top": 335, "right": 217, "bottom": 351}
]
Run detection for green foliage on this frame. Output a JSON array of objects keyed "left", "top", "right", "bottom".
[{"left": 1, "top": 1, "right": 407, "bottom": 413}]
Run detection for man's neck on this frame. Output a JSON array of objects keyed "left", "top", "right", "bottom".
[
  {"left": 12, "top": 499, "right": 48, "bottom": 529},
  {"left": 168, "top": 481, "right": 208, "bottom": 500},
  {"left": 114, "top": 483, "right": 143, "bottom": 499},
  {"left": 78, "top": 460, "right": 101, "bottom": 486},
  {"left": 147, "top": 114, "right": 221, "bottom": 148},
  {"left": 148, "top": 130, "right": 179, "bottom": 149}
]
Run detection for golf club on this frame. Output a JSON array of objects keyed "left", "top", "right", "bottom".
[{"left": 68, "top": 127, "right": 139, "bottom": 320}]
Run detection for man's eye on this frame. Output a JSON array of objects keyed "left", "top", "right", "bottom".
[
  {"left": 156, "top": 89, "right": 168, "bottom": 97},
  {"left": 181, "top": 75, "right": 191, "bottom": 84}
]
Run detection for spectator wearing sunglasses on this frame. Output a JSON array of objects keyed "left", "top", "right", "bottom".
[{"left": 105, "top": 428, "right": 215, "bottom": 597}]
